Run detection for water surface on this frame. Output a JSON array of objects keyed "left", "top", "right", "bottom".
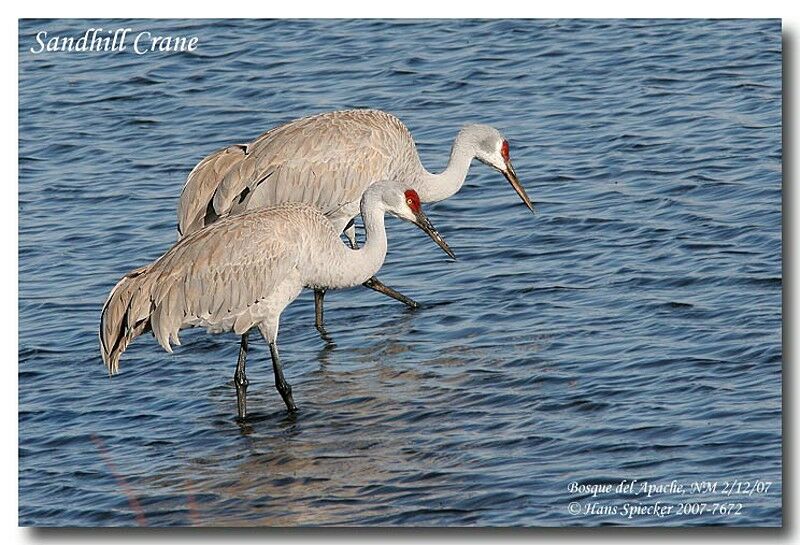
[{"left": 19, "top": 19, "right": 782, "bottom": 526}]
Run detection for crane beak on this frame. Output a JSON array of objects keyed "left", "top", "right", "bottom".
[
  {"left": 412, "top": 211, "right": 456, "bottom": 260},
  {"left": 503, "top": 161, "right": 534, "bottom": 212}
]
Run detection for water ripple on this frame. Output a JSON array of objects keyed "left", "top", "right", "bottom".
[{"left": 19, "top": 19, "right": 781, "bottom": 526}]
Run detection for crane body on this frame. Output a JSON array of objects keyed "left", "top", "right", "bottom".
[
  {"left": 177, "top": 109, "right": 532, "bottom": 331},
  {"left": 100, "top": 181, "right": 454, "bottom": 418}
]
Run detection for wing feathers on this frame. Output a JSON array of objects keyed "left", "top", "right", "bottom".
[{"left": 178, "top": 110, "right": 418, "bottom": 238}]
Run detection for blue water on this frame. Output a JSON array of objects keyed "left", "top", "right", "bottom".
[{"left": 19, "top": 19, "right": 782, "bottom": 526}]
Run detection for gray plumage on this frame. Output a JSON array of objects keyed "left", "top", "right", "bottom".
[
  {"left": 176, "top": 109, "right": 532, "bottom": 243},
  {"left": 99, "top": 180, "right": 451, "bottom": 376},
  {"left": 177, "top": 144, "right": 249, "bottom": 237}
]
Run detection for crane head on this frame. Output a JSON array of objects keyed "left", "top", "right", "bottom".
[
  {"left": 466, "top": 125, "right": 535, "bottom": 213},
  {"left": 380, "top": 187, "right": 455, "bottom": 260},
  {"left": 402, "top": 189, "right": 456, "bottom": 260},
  {"left": 366, "top": 181, "right": 455, "bottom": 260}
]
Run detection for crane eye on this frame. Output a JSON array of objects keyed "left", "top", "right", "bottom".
[{"left": 404, "top": 189, "right": 420, "bottom": 212}]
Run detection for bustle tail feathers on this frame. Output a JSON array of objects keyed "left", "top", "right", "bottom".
[{"left": 98, "top": 265, "right": 155, "bottom": 374}]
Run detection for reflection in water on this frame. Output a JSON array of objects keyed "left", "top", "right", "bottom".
[{"left": 187, "top": 358, "right": 456, "bottom": 525}]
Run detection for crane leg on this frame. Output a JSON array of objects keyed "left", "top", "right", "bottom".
[
  {"left": 314, "top": 288, "right": 326, "bottom": 331},
  {"left": 344, "top": 218, "right": 359, "bottom": 249},
  {"left": 313, "top": 288, "right": 334, "bottom": 343},
  {"left": 362, "top": 276, "right": 419, "bottom": 309},
  {"left": 269, "top": 341, "right": 298, "bottom": 412},
  {"left": 233, "top": 331, "right": 250, "bottom": 420}
]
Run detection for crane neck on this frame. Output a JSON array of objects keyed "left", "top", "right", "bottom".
[
  {"left": 415, "top": 130, "right": 477, "bottom": 203},
  {"left": 333, "top": 198, "right": 388, "bottom": 288}
]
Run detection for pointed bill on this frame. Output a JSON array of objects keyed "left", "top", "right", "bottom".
[
  {"left": 503, "top": 160, "right": 534, "bottom": 212},
  {"left": 412, "top": 210, "right": 456, "bottom": 260}
]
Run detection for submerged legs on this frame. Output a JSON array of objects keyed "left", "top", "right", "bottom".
[
  {"left": 232, "top": 329, "right": 297, "bottom": 418},
  {"left": 269, "top": 342, "right": 297, "bottom": 412},
  {"left": 314, "top": 288, "right": 334, "bottom": 343},
  {"left": 233, "top": 332, "right": 250, "bottom": 420},
  {"left": 314, "top": 288, "right": 327, "bottom": 332},
  {"left": 313, "top": 279, "right": 419, "bottom": 335}
]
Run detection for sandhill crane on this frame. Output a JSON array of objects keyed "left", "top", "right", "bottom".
[
  {"left": 177, "top": 109, "right": 533, "bottom": 337},
  {"left": 100, "top": 181, "right": 454, "bottom": 419}
]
